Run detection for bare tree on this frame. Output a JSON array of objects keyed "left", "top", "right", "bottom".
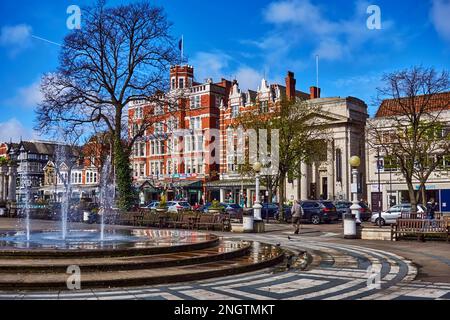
[
  {"left": 36, "top": 1, "right": 179, "bottom": 210},
  {"left": 367, "top": 66, "right": 450, "bottom": 212},
  {"left": 236, "top": 98, "right": 327, "bottom": 220}
]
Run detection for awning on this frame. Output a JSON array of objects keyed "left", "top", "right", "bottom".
[{"left": 206, "top": 179, "right": 264, "bottom": 189}]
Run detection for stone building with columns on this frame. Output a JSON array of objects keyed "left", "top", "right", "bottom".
[{"left": 285, "top": 97, "right": 368, "bottom": 203}]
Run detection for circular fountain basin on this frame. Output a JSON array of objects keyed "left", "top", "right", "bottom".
[{"left": 0, "top": 229, "right": 219, "bottom": 258}]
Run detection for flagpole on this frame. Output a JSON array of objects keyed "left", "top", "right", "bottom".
[
  {"left": 181, "top": 35, "right": 184, "bottom": 63},
  {"left": 316, "top": 55, "right": 319, "bottom": 89}
]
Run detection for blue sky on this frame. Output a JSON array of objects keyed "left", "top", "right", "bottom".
[{"left": 0, "top": 0, "right": 449, "bottom": 142}]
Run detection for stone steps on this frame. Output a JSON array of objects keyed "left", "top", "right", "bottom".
[
  {"left": 0, "top": 241, "right": 251, "bottom": 273},
  {"left": 0, "top": 242, "right": 284, "bottom": 290}
]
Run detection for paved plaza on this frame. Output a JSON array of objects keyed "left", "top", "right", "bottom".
[{"left": 0, "top": 219, "right": 449, "bottom": 300}]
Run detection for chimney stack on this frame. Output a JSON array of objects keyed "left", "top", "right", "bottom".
[
  {"left": 285, "top": 71, "right": 296, "bottom": 101},
  {"left": 310, "top": 86, "right": 321, "bottom": 99}
]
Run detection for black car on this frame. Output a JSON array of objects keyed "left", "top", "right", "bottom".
[
  {"left": 334, "top": 201, "right": 372, "bottom": 221},
  {"left": 246, "top": 203, "right": 290, "bottom": 220},
  {"left": 282, "top": 200, "right": 339, "bottom": 224}
]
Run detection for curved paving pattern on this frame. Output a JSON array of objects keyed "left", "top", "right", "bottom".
[{"left": 1, "top": 233, "right": 449, "bottom": 300}]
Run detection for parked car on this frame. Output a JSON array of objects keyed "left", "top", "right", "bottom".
[
  {"left": 280, "top": 200, "right": 339, "bottom": 224},
  {"left": 167, "top": 201, "right": 191, "bottom": 213},
  {"left": 371, "top": 203, "right": 426, "bottom": 226},
  {"left": 246, "top": 203, "right": 290, "bottom": 220},
  {"left": 220, "top": 203, "right": 243, "bottom": 220},
  {"left": 142, "top": 200, "right": 157, "bottom": 209},
  {"left": 334, "top": 201, "right": 372, "bottom": 221},
  {"left": 146, "top": 201, "right": 160, "bottom": 211}
]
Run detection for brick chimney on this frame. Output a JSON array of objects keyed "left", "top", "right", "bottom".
[
  {"left": 285, "top": 71, "right": 296, "bottom": 101},
  {"left": 310, "top": 86, "right": 321, "bottom": 99}
]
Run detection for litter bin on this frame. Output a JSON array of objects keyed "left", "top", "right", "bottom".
[
  {"left": 343, "top": 212, "right": 357, "bottom": 239},
  {"left": 243, "top": 215, "right": 254, "bottom": 232},
  {"left": 83, "top": 211, "right": 90, "bottom": 223}
]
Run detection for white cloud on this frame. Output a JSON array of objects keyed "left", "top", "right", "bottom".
[
  {"left": 264, "top": 0, "right": 337, "bottom": 35},
  {"left": 0, "top": 24, "right": 32, "bottom": 56},
  {"left": 3, "top": 79, "right": 43, "bottom": 109},
  {"left": 234, "top": 67, "right": 263, "bottom": 91},
  {"left": 191, "top": 51, "right": 265, "bottom": 91},
  {"left": 257, "top": 0, "right": 398, "bottom": 62},
  {"left": 431, "top": 0, "right": 450, "bottom": 42},
  {"left": 0, "top": 118, "right": 38, "bottom": 142},
  {"left": 190, "top": 51, "right": 232, "bottom": 83}
]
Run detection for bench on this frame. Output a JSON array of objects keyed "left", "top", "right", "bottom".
[
  {"left": 172, "top": 213, "right": 198, "bottom": 230},
  {"left": 195, "top": 214, "right": 230, "bottom": 231},
  {"left": 391, "top": 219, "right": 449, "bottom": 242},
  {"left": 115, "top": 211, "right": 136, "bottom": 225},
  {"left": 140, "top": 212, "right": 159, "bottom": 227}
]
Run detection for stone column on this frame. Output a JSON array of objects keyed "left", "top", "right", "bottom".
[
  {"left": 7, "top": 165, "right": 17, "bottom": 202},
  {"left": 219, "top": 188, "right": 225, "bottom": 203},
  {"left": 246, "top": 188, "right": 251, "bottom": 208},
  {"left": 0, "top": 166, "right": 6, "bottom": 201},
  {"left": 300, "top": 162, "right": 308, "bottom": 200},
  {"left": 327, "top": 142, "right": 335, "bottom": 200}
]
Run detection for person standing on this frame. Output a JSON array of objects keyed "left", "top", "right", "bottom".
[
  {"left": 291, "top": 200, "right": 303, "bottom": 234},
  {"left": 426, "top": 198, "right": 437, "bottom": 220}
]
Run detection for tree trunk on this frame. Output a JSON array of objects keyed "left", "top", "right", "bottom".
[
  {"left": 406, "top": 180, "right": 418, "bottom": 214},
  {"left": 114, "top": 134, "right": 134, "bottom": 211},
  {"left": 419, "top": 182, "right": 427, "bottom": 206}
]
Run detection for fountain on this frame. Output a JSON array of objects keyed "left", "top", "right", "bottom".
[
  {"left": 18, "top": 150, "right": 31, "bottom": 242},
  {"left": 99, "top": 155, "right": 114, "bottom": 241},
  {"left": 0, "top": 142, "right": 286, "bottom": 291}
]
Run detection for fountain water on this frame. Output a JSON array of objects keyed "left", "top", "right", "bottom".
[
  {"left": 54, "top": 144, "right": 73, "bottom": 240},
  {"left": 99, "top": 155, "right": 114, "bottom": 241},
  {"left": 19, "top": 155, "right": 31, "bottom": 242}
]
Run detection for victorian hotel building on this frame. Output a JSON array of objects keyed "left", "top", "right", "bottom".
[{"left": 129, "top": 65, "right": 369, "bottom": 206}]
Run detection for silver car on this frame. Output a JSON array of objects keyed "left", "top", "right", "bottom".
[
  {"left": 167, "top": 201, "right": 191, "bottom": 213},
  {"left": 371, "top": 204, "right": 426, "bottom": 226}
]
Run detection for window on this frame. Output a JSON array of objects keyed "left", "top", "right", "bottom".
[
  {"left": 190, "top": 117, "right": 201, "bottom": 130},
  {"left": 231, "top": 104, "right": 239, "bottom": 118},
  {"left": 167, "top": 160, "right": 172, "bottom": 175},
  {"left": 139, "top": 164, "right": 145, "bottom": 177},
  {"left": 190, "top": 96, "right": 201, "bottom": 109},
  {"left": 179, "top": 78, "right": 184, "bottom": 89},
  {"left": 260, "top": 100, "right": 268, "bottom": 113},
  {"left": 155, "top": 105, "right": 164, "bottom": 115},
  {"left": 171, "top": 78, "right": 176, "bottom": 90},
  {"left": 185, "top": 136, "right": 191, "bottom": 152},
  {"left": 134, "top": 107, "right": 143, "bottom": 119},
  {"left": 196, "top": 135, "right": 203, "bottom": 151},
  {"left": 153, "top": 122, "right": 164, "bottom": 136}
]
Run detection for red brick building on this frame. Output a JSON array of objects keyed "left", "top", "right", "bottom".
[{"left": 129, "top": 65, "right": 232, "bottom": 205}]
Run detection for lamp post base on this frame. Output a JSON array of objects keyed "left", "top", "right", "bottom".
[{"left": 253, "top": 220, "right": 265, "bottom": 233}]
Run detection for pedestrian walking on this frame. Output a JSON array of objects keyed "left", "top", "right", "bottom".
[
  {"left": 426, "top": 198, "right": 437, "bottom": 220},
  {"left": 291, "top": 200, "right": 303, "bottom": 234}
]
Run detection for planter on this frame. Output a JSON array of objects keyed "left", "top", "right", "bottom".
[
  {"left": 208, "top": 209, "right": 221, "bottom": 215},
  {"left": 156, "top": 208, "right": 167, "bottom": 214}
]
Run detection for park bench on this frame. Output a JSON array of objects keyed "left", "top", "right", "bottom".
[
  {"left": 171, "top": 213, "right": 197, "bottom": 229},
  {"left": 391, "top": 219, "right": 449, "bottom": 242},
  {"left": 195, "top": 214, "right": 230, "bottom": 231},
  {"left": 140, "top": 211, "right": 159, "bottom": 227},
  {"left": 132, "top": 209, "right": 148, "bottom": 226},
  {"left": 115, "top": 211, "right": 135, "bottom": 225}
]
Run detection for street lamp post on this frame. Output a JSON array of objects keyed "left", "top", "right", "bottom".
[
  {"left": 253, "top": 161, "right": 262, "bottom": 221},
  {"left": 376, "top": 148, "right": 383, "bottom": 228},
  {"left": 349, "top": 156, "right": 361, "bottom": 225}
]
